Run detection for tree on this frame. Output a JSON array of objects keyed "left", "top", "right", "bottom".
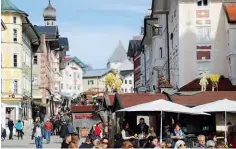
[
  {"left": 105, "top": 73, "right": 115, "bottom": 92},
  {"left": 209, "top": 74, "right": 220, "bottom": 91}
]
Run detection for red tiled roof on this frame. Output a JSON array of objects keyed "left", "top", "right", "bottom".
[
  {"left": 117, "top": 93, "right": 168, "bottom": 108},
  {"left": 179, "top": 78, "right": 236, "bottom": 91},
  {"left": 225, "top": 4, "right": 236, "bottom": 23},
  {"left": 64, "top": 57, "right": 72, "bottom": 63},
  {"left": 71, "top": 105, "right": 96, "bottom": 113},
  {"left": 172, "top": 91, "right": 236, "bottom": 106}
]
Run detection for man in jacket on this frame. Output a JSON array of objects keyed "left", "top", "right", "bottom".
[
  {"left": 136, "top": 118, "right": 149, "bottom": 135},
  {"left": 7, "top": 118, "right": 14, "bottom": 140},
  {"left": 32, "top": 122, "right": 45, "bottom": 149},
  {"left": 44, "top": 119, "right": 53, "bottom": 144}
]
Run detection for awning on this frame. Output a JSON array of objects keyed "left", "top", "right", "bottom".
[{"left": 33, "top": 101, "right": 49, "bottom": 107}]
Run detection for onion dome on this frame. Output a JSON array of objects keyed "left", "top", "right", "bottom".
[{"left": 43, "top": 0, "right": 56, "bottom": 21}]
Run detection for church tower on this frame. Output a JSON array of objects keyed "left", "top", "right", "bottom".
[{"left": 43, "top": 0, "right": 56, "bottom": 26}]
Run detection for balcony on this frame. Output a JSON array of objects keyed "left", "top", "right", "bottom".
[{"left": 152, "top": 26, "right": 162, "bottom": 36}]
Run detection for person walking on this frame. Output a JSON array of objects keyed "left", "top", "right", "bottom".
[
  {"left": 15, "top": 120, "right": 23, "bottom": 140},
  {"left": 44, "top": 119, "right": 53, "bottom": 144},
  {"left": 60, "top": 121, "right": 69, "bottom": 140},
  {"left": 7, "top": 119, "right": 14, "bottom": 140},
  {"left": 32, "top": 121, "right": 45, "bottom": 149}
]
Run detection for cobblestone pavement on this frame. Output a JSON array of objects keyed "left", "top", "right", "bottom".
[{"left": 1, "top": 135, "right": 62, "bottom": 148}]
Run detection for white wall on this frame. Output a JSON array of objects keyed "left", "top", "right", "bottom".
[
  {"left": 61, "top": 61, "right": 84, "bottom": 94},
  {"left": 121, "top": 73, "right": 134, "bottom": 93},
  {"left": 177, "top": 0, "right": 228, "bottom": 87},
  {"left": 228, "top": 25, "right": 236, "bottom": 85}
]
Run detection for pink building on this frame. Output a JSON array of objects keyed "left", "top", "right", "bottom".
[{"left": 32, "top": 1, "right": 68, "bottom": 121}]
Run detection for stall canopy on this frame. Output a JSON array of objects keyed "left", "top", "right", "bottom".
[
  {"left": 117, "top": 99, "right": 208, "bottom": 115},
  {"left": 193, "top": 98, "right": 236, "bottom": 143},
  {"left": 117, "top": 99, "right": 209, "bottom": 142}
]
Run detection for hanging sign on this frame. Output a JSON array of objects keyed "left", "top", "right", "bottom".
[{"left": 75, "top": 114, "right": 93, "bottom": 119}]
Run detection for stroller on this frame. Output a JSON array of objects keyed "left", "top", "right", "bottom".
[{"left": 1, "top": 127, "right": 6, "bottom": 141}]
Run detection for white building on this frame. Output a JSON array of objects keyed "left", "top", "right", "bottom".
[
  {"left": 141, "top": 0, "right": 236, "bottom": 91},
  {"left": 120, "top": 70, "right": 134, "bottom": 93},
  {"left": 107, "top": 41, "right": 134, "bottom": 93},
  {"left": 60, "top": 57, "right": 86, "bottom": 96}
]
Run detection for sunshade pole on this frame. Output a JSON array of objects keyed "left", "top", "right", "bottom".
[
  {"left": 160, "top": 111, "right": 163, "bottom": 143},
  {"left": 224, "top": 111, "right": 227, "bottom": 143}
]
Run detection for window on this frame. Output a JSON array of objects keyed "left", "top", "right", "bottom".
[
  {"left": 170, "top": 33, "right": 174, "bottom": 49},
  {"left": 13, "top": 17, "right": 17, "bottom": 24},
  {"left": 159, "top": 48, "right": 163, "bottom": 58},
  {"left": 74, "top": 72, "right": 76, "bottom": 80},
  {"left": 47, "top": 22, "right": 49, "bottom": 25},
  {"left": 197, "top": 0, "right": 209, "bottom": 6},
  {"left": 78, "top": 73, "right": 80, "bottom": 78},
  {"left": 88, "top": 80, "right": 94, "bottom": 85},
  {"left": 52, "top": 22, "right": 53, "bottom": 25},
  {"left": 174, "top": 10, "right": 176, "bottom": 18},
  {"left": 13, "top": 54, "right": 17, "bottom": 67},
  {"left": 77, "top": 85, "right": 80, "bottom": 90},
  {"left": 125, "top": 88, "right": 127, "bottom": 92},
  {"left": 125, "top": 80, "right": 127, "bottom": 84},
  {"left": 129, "top": 80, "right": 132, "bottom": 84},
  {"left": 13, "top": 29, "right": 17, "bottom": 42},
  {"left": 196, "top": 27, "right": 211, "bottom": 44},
  {"left": 33, "top": 56, "right": 38, "bottom": 64},
  {"left": 74, "top": 85, "right": 76, "bottom": 90},
  {"left": 13, "top": 80, "right": 18, "bottom": 93},
  {"left": 121, "top": 88, "right": 124, "bottom": 92},
  {"left": 61, "top": 84, "right": 63, "bottom": 89}
]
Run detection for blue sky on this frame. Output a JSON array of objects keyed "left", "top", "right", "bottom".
[{"left": 11, "top": 0, "right": 151, "bottom": 68}]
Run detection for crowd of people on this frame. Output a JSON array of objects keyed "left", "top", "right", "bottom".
[
  {"left": 2, "top": 115, "right": 236, "bottom": 149},
  {"left": 115, "top": 118, "right": 236, "bottom": 149}
]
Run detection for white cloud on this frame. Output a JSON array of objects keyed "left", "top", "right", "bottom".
[{"left": 60, "top": 25, "right": 139, "bottom": 69}]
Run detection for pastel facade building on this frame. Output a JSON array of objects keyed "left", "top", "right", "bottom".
[
  {"left": 1, "top": 0, "right": 40, "bottom": 122},
  {"left": 32, "top": 0, "right": 68, "bottom": 118},
  {"left": 60, "top": 57, "right": 86, "bottom": 96},
  {"left": 140, "top": 0, "right": 236, "bottom": 92}
]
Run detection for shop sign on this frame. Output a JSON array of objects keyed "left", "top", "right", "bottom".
[{"left": 75, "top": 114, "right": 93, "bottom": 119}]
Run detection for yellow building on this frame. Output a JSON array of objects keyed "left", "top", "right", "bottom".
[
  {"left": 83, "top": 68, "right": 112, "bottom": 92},
  {"left": 1, "top": 0, "right": 40, "bottom": 123}
]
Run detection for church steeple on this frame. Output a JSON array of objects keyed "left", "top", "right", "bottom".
[{"left": 43, "top": 0, "right": 56, "bottom": 26}]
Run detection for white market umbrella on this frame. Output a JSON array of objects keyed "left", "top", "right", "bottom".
[
  {"left": 117, "top": 99, "right": 209, "bottom": 142},
  {"left": 193, "top": 98, "right": 236, "bottom": 143}
]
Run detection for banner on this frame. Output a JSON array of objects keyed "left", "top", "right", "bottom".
[{"left": 75, "top": 114, "right": 93, "bottom": 119}]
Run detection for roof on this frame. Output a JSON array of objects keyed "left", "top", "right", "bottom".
[
  {"left": 108, "top": 41, "right": 127, "bottom": 63},
  {"left": 127, "top": 39, "right": 142, "bottom": 57},
  {"left": 178, "top": 78, "right": 236, "bottom": 91},
  {"left": 64, "top": 57, "right": 86, "bottom": 68},
  {"left": 120, "top": 70, "right": 133, "bottom": 77},
  {"left": 224, "top": 3, "right": 236, "bottom": 23},
  {"left": 172, "top": 91, "right": 236, "bottom": 106},
  {"left": 83, "top": 68, "right": 112, "bottom": 78},
  {"left": 1, "top": 0, "right": 27, "bottom": 15},
  {"left": 115, "top": 93, "right": 169, "bottom": 109},
  {"left": 59, "top": 37, "right": 69, "bottom": 51},
  {"left": 34, "top": 25, "right": 58, "bottom": 39},
  {"left": 43, "top": 0, "right": 56, "bottom": 20},
  {"left": 71, "top": 105, "right": 96, "bottom": 113}
]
